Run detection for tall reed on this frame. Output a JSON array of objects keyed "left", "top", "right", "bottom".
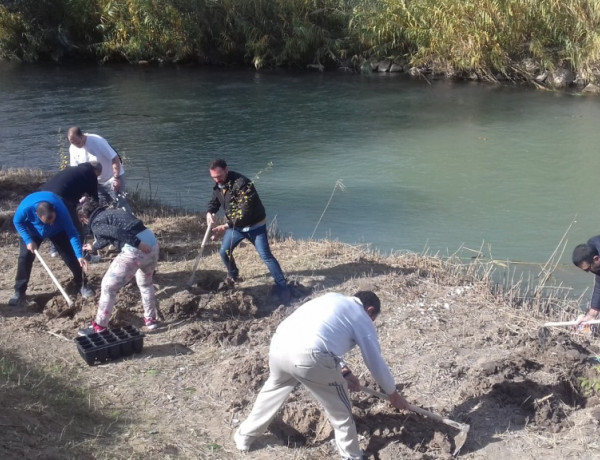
[{"left": 2, "top": 0, "right": 600, "bottom": 84}]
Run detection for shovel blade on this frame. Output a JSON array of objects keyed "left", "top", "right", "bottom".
[{"left": 452, "top": 427, "right": 469, "bottom": 456}]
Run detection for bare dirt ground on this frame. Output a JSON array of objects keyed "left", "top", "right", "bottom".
[{"left": 2, "top": 169, "right": 600, "bottom": 460}]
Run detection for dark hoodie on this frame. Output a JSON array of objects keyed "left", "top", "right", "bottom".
[{"left": 88, "top": 207, "right": 146, "bottom": 251}]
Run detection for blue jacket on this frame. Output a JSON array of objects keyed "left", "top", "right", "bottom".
[{"left": 13, "top": 191, "right": 83, "bottom": 258}]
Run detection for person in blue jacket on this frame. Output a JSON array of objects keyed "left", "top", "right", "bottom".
[
  {"left": 9, "top": 191, "right": 94, "bottom": 306},
  {"left": 41, "top": 161, "right": 102, "bottom": 260}
]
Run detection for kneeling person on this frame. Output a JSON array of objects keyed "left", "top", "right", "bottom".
[{"left": 77, "top": 200, "right": 159, "bottom": 332}]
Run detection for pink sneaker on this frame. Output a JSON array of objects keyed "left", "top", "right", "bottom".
[
  {"left": 144, "top": 318, "right": 159, "bottom": 331},
  {"left": 78, "top": 320, "right": 107, "bottom": 336}
]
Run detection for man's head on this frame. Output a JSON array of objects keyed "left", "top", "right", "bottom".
[
  {"left": 36, "top": 201, "right": 56, "bottom": 225},
  {"left": 67, "top": 126, "right": 86, "bottom": 148},
  {"left": 209, "top": 159, "right": 229, "bottom": 186},
  {"left": 573, "top": 243, "right": 600, "bottom": 274},
  {"left": 354, "top": 290, "right": 381, "bottom": 321}
]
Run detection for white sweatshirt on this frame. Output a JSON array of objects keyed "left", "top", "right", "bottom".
[
  {"left": 273, "top": 292, "right": 396, "bottom": 394},
  {"left": 70, "top": 133, "right": 124, "bottom": 182}
]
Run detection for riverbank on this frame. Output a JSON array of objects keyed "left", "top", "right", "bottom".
[
  {"left": 3, "top": 1, "right": 600, "bottom": 92},
  {"left": 1, "top": 168, "right": 599, "bottom": 459}
]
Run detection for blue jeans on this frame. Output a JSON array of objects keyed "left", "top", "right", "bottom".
[{"left": 220, "top": 224, "right": 286, "bottom": 288}]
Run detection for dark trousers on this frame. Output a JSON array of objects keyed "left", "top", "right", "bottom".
[{"left": 15, "top": 232, "right": 84, "bottom": 294}]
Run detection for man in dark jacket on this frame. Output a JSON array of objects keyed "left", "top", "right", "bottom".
[
  {"left": 206, "top": 159, "right": 291, "bottom": 305},
  {"left": 41, "top": 161, "right": 102, "bottom": 260}
]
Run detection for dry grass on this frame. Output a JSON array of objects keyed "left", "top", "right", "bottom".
[{"left": 0, "top": 168, "right": 597, "bottom": 459}]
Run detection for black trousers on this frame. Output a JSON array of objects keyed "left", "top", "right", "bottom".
[{"left": 14, "top": 232, "right": 84, "bottom": 294}]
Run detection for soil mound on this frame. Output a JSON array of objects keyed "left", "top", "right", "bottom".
[{"left": 1, "top": 169, "right": 600, "bottom": 459}]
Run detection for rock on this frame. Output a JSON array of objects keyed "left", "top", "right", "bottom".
[
  {"left": 389, "top": 63, "right": 404, "bottom": 73},
  {"left": 535, "top": 70, "right": 549, "bottom": 83},
  {"left": 582, "top": 83, "right": 600, "bottom": 94},
  {"left": 547, "top": 67, "right": 575, "bottom": 88},
  {"left": 306, "top": 63, "right": 324, "bottom": 72},
  {"left": 372, "top": 60, "right": 391, "bottom": 72}
]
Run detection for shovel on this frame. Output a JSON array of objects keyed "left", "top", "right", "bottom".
[
  {"left": 360, "top": 385, "right": 469, "bottom": 456},
  {"left": 538, "top": 319, "right": 600, "bottom": 344},
  {"left": 34, "top": 249, "right": 74, "bottom": 307},
  {"left": 542, "top": 320, "right": 600, "bottom": 327},
  {"left": 187, "top": 223, "right": 212, "bottom": 287}
]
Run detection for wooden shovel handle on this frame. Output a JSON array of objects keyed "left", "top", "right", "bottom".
[
  {"left": 187, "top": 223, "right": 213, "bottom": 286},
  {"left": 359, "top": 386, "right": 469, "bottom": 432},
  {"left": 34, "top": 249, "right": 73, "bottom": 306},
  {"left": 542, "top": 319, "right": 600, "bottom": 327}
]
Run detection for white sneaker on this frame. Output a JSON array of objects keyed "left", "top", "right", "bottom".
[{"left": 233, "top": 429, "right": 255, "bottom": 451}]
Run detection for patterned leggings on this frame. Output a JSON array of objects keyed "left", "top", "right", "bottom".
[{"left": 95, "top": 244, "right": 159, "bottom": 328}]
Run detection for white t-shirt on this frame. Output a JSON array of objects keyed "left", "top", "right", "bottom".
[
  {"left": 69, "top": 133, "right": 125, "bottom": 182},
  {"left": 273, "top": 292, "right": 396, "bottom": 394}
]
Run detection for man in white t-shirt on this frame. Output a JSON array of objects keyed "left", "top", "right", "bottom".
[
  {"left": 234, "top": 291, "right": 409, "bottom": 460},
  {"left": 67, "top": 126, "right": 131, "bottom": 213}
]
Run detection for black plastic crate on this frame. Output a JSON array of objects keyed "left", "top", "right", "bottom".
[{"left": 75, "top": 326, "right": 145, "bottom": 366}]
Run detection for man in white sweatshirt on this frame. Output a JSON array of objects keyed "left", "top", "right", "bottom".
[
  {"left": 67, "top": 126, "right": 131, "bottom": 213},
  {"left": 234, "top": 291, "right": 409, "bottom": 459}
]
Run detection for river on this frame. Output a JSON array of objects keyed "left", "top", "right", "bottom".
[{"left": 1, "top": 62, "right": 599, "bottom": 301}]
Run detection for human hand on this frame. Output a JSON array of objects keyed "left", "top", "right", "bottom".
[
  {"left": 211, "top": 224, "right": 227, "bottom": 240},
  {"left": 27, "top": 242, "right": 37, "bottom": 253},
  {"left": 344, "top": 373, "right": 360, "bottom": 392},
  {"left": 112, "top": 177, "right": 121, "bottom": 191},
  {"left": 78, "top": 257, "right": 88, "bottom": 272},
  {"left": 138, "top": 242, "right": 151, "bottom": 253},
  {"left": 574, "top": 309, "right": 599, "bottom": 329},
  {"left": 388, "top": 391, "right": 410, "bottom": 411},
  {"left": 206, "top": 212, "right": 216, "bottom": 227}
]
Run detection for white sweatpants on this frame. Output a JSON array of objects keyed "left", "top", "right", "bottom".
[{"left": 237, "top": 335, "right": 362, "bottom": 459}]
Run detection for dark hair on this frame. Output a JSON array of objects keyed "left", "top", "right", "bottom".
[
  {"left": 67, "top": 126, "right": 83, "bottom": 138},
  {"left": 354, "top": 291, "right": 381, "bottom": 315},
  {"left": 572, "top": 243, "right": 598, "bottom": 266},
  {"left": 88, "top": 161, "right": 102, "bottom": 175},
  {"left": 209, "top": 158, "right": 227, "bottom": 170},
  {"left": 77, "top": 199, "right": 100, "bottom": 221},
  {"left": 36, "top": 201, "right": 55, "bottom": 219}
]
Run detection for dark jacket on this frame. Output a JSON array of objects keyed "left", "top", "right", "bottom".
[
  {"left": 88, "top": 207, "right": 146, "bottom": 251},
  {"left": 41, "top": 163, "right": 99, "bottom": 204},
  {"left": 588, "top": 235, "right": 600, "bottom": 310},
  {"left": 206, "top": 170, "right": 266, "bottom": 229}
]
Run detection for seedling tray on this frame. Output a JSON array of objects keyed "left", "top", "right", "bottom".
[{"left": 75, "top": 326, "right": 145, "bottom": 366}]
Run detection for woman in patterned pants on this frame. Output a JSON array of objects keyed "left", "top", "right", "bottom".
[{"left": 76, "top": 199, "right": 159, "bottom": 333}]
